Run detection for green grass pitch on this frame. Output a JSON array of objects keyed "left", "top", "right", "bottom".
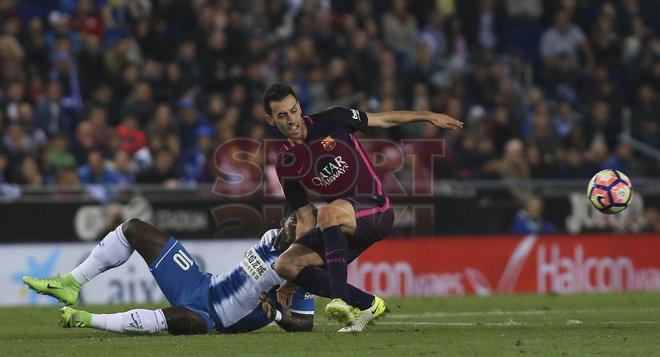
[{"left": 1, "top": 293, "right": 659, "bottom": 356}]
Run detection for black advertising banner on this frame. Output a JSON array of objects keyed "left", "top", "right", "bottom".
[{"left": 0, "top": 184, "right": 658, "bottom": 243}]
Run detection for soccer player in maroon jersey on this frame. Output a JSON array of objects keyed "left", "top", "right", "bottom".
[{"left": 264, "top": 84, "right": 462, "bottom": 331}]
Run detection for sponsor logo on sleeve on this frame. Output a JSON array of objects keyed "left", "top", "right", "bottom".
[{"left": 351, "top": 109, "right": 361, "bottom": 121}]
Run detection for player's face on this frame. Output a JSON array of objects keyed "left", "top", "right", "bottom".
[{"left": 266, "top": 95, "right": 306, "bottom": 142}]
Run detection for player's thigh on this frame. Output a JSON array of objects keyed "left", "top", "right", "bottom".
[
  {"left": 149, "top": 238, "right": 208, "bottom": 307},
  {"left": 280, "top": 241, "right": 325, "bottom": 268},
  {"left": 317, "top": 199, "right": 357, "bottom": 234},
  {"left": 347, "top": 208, "right": 395, "bottom": 262},
  {"left": 162, "top": 306, "right": 208, "bottom": 335}
]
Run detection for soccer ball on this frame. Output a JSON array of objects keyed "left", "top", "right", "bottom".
[{"left": 587, "top": 169, "right": 633, "bottom": 214}]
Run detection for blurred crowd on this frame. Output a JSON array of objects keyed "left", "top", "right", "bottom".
[{"left": 0, "top": 0, "right": 659, "bottom": 191}]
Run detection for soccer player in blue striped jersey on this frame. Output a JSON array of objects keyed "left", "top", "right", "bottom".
[{"left": 23, "top": 214, "right": 314, "bottom": 334}]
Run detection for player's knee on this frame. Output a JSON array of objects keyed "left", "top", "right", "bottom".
[
  {"left": 317, "top": 206, "right": 340, "bottom": 229},
  {"left": 273, "top": 255, "right": 301, "bottom": 281},
  {"left": 121, "top": 218, "right": 149, "bottom": 245}
]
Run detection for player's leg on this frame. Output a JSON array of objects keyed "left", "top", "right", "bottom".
[
  {"left": 314, "top": 199, "right": 360, "bottom": 323},
  {"left": 337, "top": 207, "right": 394, "bottom": 332},
  {"left": 60, "top": 235, "right": 216, "bottom": 335},
  {"left": 313, "top": 199, "right": 394, "bottom": 331},
  {"left": 22, "top": 218, "right": 166, "bottom": 305},
  {"left": 315, "top": 199, "right": 356, "bottom": 300},
  {"left": 59, "top": 306, "right": 207, "bottom": 335},
  {"left": 163, "top": 307, "right": 209, "bottom": 335},
  {"left": 273, "top": 236, "right": 325, "bottom": 282},
  {"left": 275, "top": 198, "right": 393, "bottom": 327},
  {"left": 275, "top": 230, "right": 375, "bottom": 310}
]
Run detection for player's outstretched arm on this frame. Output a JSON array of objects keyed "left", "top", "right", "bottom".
[
  {"left": 366, "top": 111, "right": 463, "bottom": 130},
  {"left": 261, "top": 294, "right": 313, "bottom": 332}
]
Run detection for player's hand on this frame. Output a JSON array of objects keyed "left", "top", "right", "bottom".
[
  {"left": 427, "top": 113, "right": 463, "bottom": 130},
  {"left": 276, "top": 281, "right": 298, "bottom": 308},
  {"left": 260, "top": 293, "right": 276, "bottom": 320}
]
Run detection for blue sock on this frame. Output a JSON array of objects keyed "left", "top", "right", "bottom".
[
  {"left": 322, "top": 225, "right": 349, "bottom": 301},
  {"left": 293, "top": 266, "right": 374, "bottom": 310}
]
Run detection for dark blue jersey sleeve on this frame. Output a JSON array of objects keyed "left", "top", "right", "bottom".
[{"left": 313, "top": 107, "right": 369, "bottom": 133}]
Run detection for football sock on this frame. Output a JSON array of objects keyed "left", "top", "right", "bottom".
[
  {"left": 70, "top": 224, "right": 134, "bottom": 285},
  {"left": 293, "top": 265, "right": 374, "bottom": 310},
  {"left": 322, "top": 225, "right": 349, "bottom": 301},
  {"left": 89, "top": 309, "right": 167, "bottom": 334}
]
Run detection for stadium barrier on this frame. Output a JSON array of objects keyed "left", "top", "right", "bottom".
[
  {"left": 348, "top": 234, "right": 660, "bottom": 297},
  {"left": 1, "top": 181, "right": 659, "bottom": 242},
  {"left": 3, "top": 234, "right": 659, "bottom": 306}
]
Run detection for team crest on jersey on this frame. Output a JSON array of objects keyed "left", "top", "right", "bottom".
[{"left": 321, "top": 135, "right": 336, "bottom": 151}]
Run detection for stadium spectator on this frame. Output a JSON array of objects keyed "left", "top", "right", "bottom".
[
  {"left": 511, "top": 196, "right": 556, "bottom": 234},
  {"left": 499, "top": 138, "right": 532, "bottom": 202},
  {"left": 116, "top": 114, "right": 146, "bottom": 156},
  {"left": 540, "top": 9, "right": 593, "bottom": 69},
  {"left": 121, "top": 81, "right": 155, "bottom": 126},
  {"left": 382, "top": 0, "right": 418, "bottom": 63},
  {"left": 68, "top": 0, "right": 104, "bottom": 40},
  {"left": 16, "top": 156, "right": 43, "bottom": 186},
  {"left": 44, "top": 134, "right": 76, "bottom": 179},
  {"left": 78, "top": 150, "right": 119, "bottom": 185},
  {"left": 0, "top": 0, "right": 655, "bottom": 190},
  {"left": 641, "top": 207, "right": 660, "bottom": 233},
  {"left": 176, "top": 96, "right": 207, "bottom": 152},
  {"left": 111, "top": 150, "right": 135, "bottom": 187},
  {"left": 136, "top": 148, "right": 178, "bottom": 187},
  {"left": 631, "top": 85, "right": 660, "bottom": 149},
  {"left": 556, "top": 146, "right": 592, "bottom": 179},
  {"left": 35, "top": 81, "right": 73, "bottom": 137},
  {"left": 181, "top": 125, "right": 214, "bottom": 183},
  {"left": 87, "top": 106, "right": 112, "bottom": 152}
]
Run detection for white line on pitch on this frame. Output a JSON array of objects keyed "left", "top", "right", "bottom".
[
  {"left": 601, "top": 320, "right": 658, "bottom": 325},
  {"left": 386, "top": 307, "right": 660, "bottom": 319},
  {"left": 258, "top": 320, "right": 660, "bottom": 329},
  {"left": 373, "top": 320, "right": 658, "bottom": 327},
  {"left": 376, "top": 321, "right": 522, "bottom": 327}
]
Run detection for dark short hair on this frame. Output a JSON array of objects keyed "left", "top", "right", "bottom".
[{"left": 262, "top": 83, "right": 297, "bottom": 115}]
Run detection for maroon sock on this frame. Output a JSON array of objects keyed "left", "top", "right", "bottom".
[
  {"left": 322, "top": 225, "right": 349, "bottom": 300},
  {"left": 292, "top": 265, "right": 374, "bottom": 310}
]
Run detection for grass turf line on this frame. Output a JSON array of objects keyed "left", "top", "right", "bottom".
[{"left": 1, "top": 292, "right": 659, "bottom": 356}]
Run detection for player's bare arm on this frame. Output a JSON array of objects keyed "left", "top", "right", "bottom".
[
  {"left": 260, "top": 293, "right": 313, "bottom": 332},
  {"left": 276, "top": 281, "right": 299, "bottom": 307},
  {"left": 366, "top": 111, "right": 463, "bottom": 130}
]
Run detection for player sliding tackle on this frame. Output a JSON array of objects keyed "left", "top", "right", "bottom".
[
  {"left": 263, "top": 84, "right": 462, "bottom": 332},
  {"left": 22, "top": 215, "right": 314, "bottom": 334}
]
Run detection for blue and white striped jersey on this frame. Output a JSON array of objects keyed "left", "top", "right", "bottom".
[{"left": 208, "top": 229, "right": 315, "bottom": 332}]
